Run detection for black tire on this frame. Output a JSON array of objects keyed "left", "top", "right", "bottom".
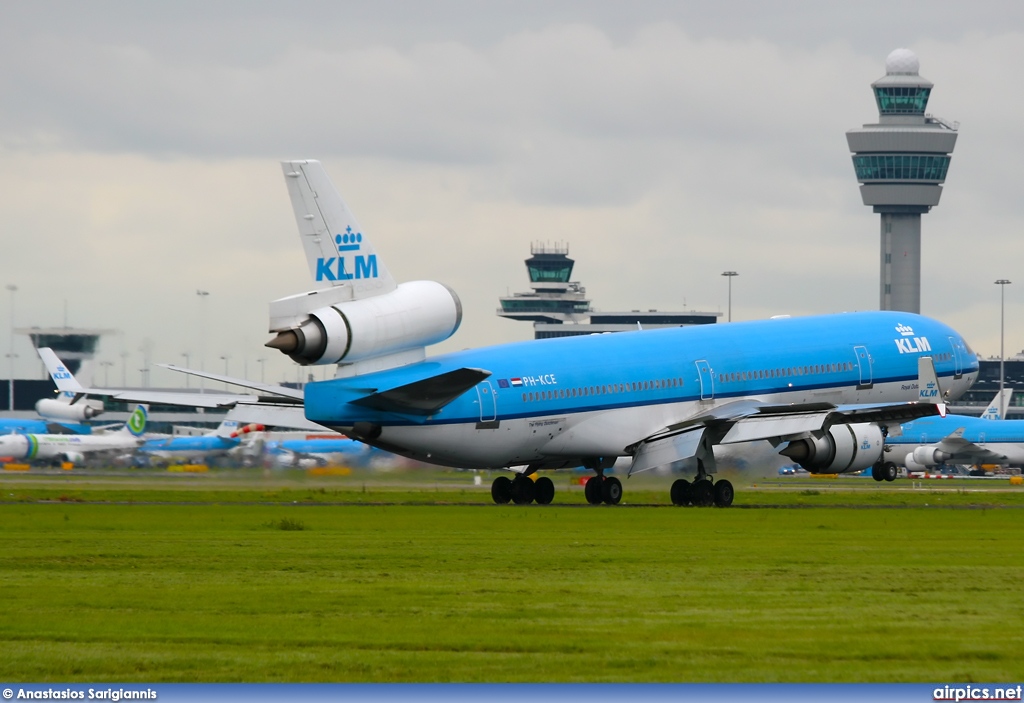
[
  {"left": 491, "top": 475, "right": 512, "bottom": 504},
  {"left": 584, "top": 476, "right": 604, "bottom": 505},
  {"left": 883, "top": 462, "right": 898, "bottom": 482},
  {"left": 713, "top": 479, "right": 734, "bottom": 507},
  {"left": 871, "top": 464, "right": 884, "bottom": 482},
  {"left": 534, "top": 476, "right": 555, "bottom": 505},
  {"left": 602, "top": 476, "right": 622, "bottom": 505},
  {"left": 511, "top": 477, "right": 535, "bottom": 504},
  {"left": 691, "top": 479, "right": 714, "bottom": 507},
  {"left": 670, "top": 478, "right": 691, "bottom": 506}
]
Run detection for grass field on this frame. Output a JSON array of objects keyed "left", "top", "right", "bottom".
[{"left": 1, "top": 471, "right": 1023, "bottom": 682}]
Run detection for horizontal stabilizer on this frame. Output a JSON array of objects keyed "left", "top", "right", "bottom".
[{"left": 351, "top": 368, "right": 491, "bottom": 415}]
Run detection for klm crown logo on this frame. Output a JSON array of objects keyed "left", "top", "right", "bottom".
[
  {"left": 315, "top": 225, "right": 379, "bottom": 282},
  {"left": 893, "top": 322, "right": 931, "bottom": 354}
]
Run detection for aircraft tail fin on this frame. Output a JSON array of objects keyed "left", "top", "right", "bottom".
[
  {"left": 980, "top": 388, "right": 1013, "bottom": 421},
  {"left": 212, "top": 417, "right": 241, "bottom": 438},
  {"left": 282, "top": 160, "right": 397, "bottom": 298},
  {"left": 917, "top": 356, "right": 946, "bottom": 417},
  {"left": 121, "top": 405, "right": 148, "bottom": 437},
  {"left": 38, "top": 348, "right": 84, "bottom": 395}
]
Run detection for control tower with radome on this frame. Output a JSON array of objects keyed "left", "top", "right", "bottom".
[{"left": 847, "top": 48, "right": 958, "bottom": 313}]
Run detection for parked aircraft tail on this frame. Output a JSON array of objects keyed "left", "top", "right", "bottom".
[{"left": 980, "top": 388, "right": 1013, "bottom": 421}]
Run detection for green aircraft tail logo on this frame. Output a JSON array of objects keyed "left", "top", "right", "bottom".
[{"left": 127, "top": 405, "right": 147, "bottom": 436}]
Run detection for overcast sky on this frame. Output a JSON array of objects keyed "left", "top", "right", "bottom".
[{"left": 2, "top": 1, "right": 1024, "bottom": 387}]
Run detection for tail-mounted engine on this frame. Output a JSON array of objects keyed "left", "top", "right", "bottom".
[
  {"left": 36, "top": 398, "right": 104, "bottom": 422},
  {"left": 780, "top": 422, "right": 884, "bottom": 474},
  {"left": 266, "top": 280, "right": 462, "bottom": 366}
]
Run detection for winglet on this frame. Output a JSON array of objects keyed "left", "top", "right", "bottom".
[
  {"left": 917, "top": 356, "right": 946, "bottom": 417},
  {"left": 38, "top": 348, "right": 84, "bottom": 394}
]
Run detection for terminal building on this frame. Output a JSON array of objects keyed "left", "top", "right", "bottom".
[
  {"left": 846, "top": 49, "right": 958, "bottom": 314},
  {"left": 498, "top": 243, "right": 719, "bottom": 339}
]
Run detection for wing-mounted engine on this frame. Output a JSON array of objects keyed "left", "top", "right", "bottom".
[
  {"left": 265, "top": 280, "right": 462, "bottom": 373},
  {"left": 779, "top": 422, "right": 884, "bottom": 474},
  {"left": 908, "top": 446, "right": 950, "bottom": 468}
]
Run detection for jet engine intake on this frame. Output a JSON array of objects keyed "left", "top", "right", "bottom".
[
  {"left": 779, "top": 422, "right": 884, "bottom": 474},
  {"left": 266, "top": 280, "right": 462, "bottom": 366}
]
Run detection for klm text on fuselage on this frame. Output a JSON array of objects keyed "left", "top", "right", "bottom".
[{"left": 316, "top": 255, "right": 379, "bottom": 282}]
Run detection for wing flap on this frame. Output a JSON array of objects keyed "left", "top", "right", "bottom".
[
  {"left": 720, "top": 411, "right": 832, "bottom": 444},
  {"left": 629, "top": 427, "right": 705, "bottom": 475},
  {"left": 350, "top": 368, "right": 491, "bottom": 415}
]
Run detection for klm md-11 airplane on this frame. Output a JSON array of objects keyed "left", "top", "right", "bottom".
[{"left": 247, "top": 160, "right": 979, "bottom": 507}]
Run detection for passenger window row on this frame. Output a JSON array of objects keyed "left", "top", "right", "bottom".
[{"left": 522, "top": 377, "right": 685, "bottom": 403}]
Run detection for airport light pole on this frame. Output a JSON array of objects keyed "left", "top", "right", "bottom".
[
  {"left": 100, "top": 360, "right": 113, "bottom": 387},
  {"left": 181, "top": 352, "right": 191, "bottom": 389},
  {"left": 996, "top": 279, "right": 1012, "bottom": 395},
  {"left": 721, "top": 271, "right": 738, "bottom": 322},
  {"left": 220, "top": 354, "right": 230, "bottom": 390},
  {"left": 6, "top": 284, "right": 16, "bottom": 410},
  {"left": 196, "top": 290, "right": 209, "bottom": 394},
  {"left": 256, "top": 357, "right": 265, "bottom": 383}
]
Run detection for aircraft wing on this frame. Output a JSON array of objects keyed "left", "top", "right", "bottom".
[
  {"left": 628, "top": 398, "right": 941, "bottom": 476},
  {"left": 629, "top": 355, "right": 947, "bottom": 474},
  {"left": 222, "top": 404, "right": 329, "bottom": 432},
  {"left": 931, "top": 430, "right": 1009, "bottom": 464},
  {"left": 71, "top": 388, "right": 261, "bottom": 410},
  {"left": 157, "top": 364, "right": 305, "bottom": 400}
]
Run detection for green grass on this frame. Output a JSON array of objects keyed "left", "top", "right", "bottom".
[{"left": 1, "top": 474, "right": 1023, "bottom": 682}]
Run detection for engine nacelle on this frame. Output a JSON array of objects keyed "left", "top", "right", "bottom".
[
  {"left": 904, "top": 454, "right": 928, "bottom": 473},
  {"left": 911, "top": 446, "right": 950, "bottom": 467},
  {"left": 0, "top": 434, "right": 30, "bottom": 459},
  {"left": 60, "top": 451, "right": 86, "bottom": 466},
  {"left": 36, "top": 398, "right": 104, "bottom": 421},
  {"left": 266, "top": 280, "right": 462, "bottom": 366},
  {"left": 780, "top": 423, "right": 884, "bottom": 474}
]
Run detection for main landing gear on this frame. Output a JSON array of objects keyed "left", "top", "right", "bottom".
[
  {"left": 490, "top": 472, "right": 623, "bottom": 505},
  {"left": 491, "top": 474, "right": 555, "bottom": 505},
  {"left": 584, "top": 474, "right": 622, "bottom": 505},
  {"left": 670, "top": 460, "right": 733, "bottom": 507},
  {"left": 871, "top": 461, "right": 898, "bottom": 482}
]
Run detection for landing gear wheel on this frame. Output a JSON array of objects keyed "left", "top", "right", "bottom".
[
  {"left": 491, "top": 476, "right": 512, "bottom": 504},
  {"left": 871, "top": 464, "right": 884, "bottom": 482},
  {"left": 602, "top": 476, "right": 622, "bottom": 505},
  {"left": 713, "top": 479, "right": 734, "bottom": 507},
  {"left": 691, "top": 479, "right": 714, "bottom": 507},
  {"left": 584, "top": 476, "right": 604, "bottom": 505},
  {"left": 670, "top": 478, "right": 691, "bottom": 506},
  {"left": 511, "top": 476, "right": 535, "bottom": 504},
  {"left": 882, "top": 462, "right": 898, "bottom": 482},
  {"left": 534, "top": 476, "right": 555, "bottom": 505}
]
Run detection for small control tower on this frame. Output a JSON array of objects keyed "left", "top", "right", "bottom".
[
  {"left": 846, "top": 49, "right": 958, "bottom": 313},
  {"left": 498, "top": 244, "right": 719, "bottom": 338}
]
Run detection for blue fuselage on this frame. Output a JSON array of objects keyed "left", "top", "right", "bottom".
[{"left": 304, "top": 311, "right": 978, "bottom": 469}]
